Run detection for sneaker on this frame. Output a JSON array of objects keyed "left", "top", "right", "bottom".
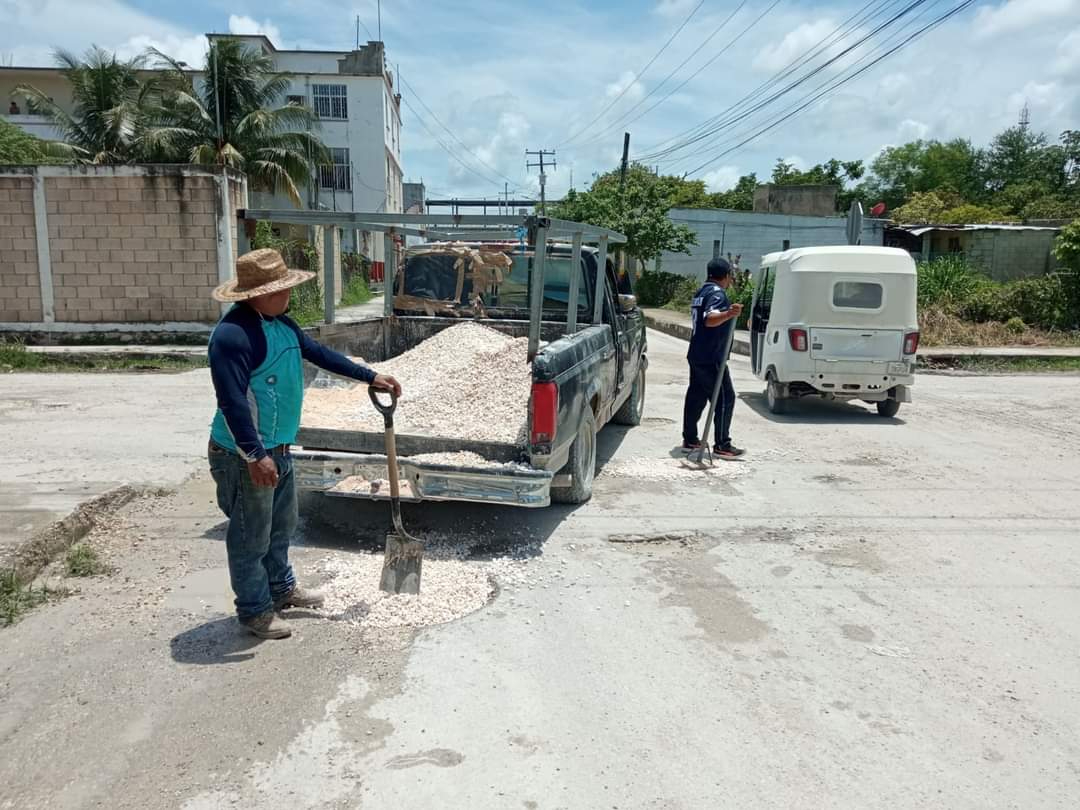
[
  {"left": 240, "top": 610, "right": 293, "bottom": 639},
  {"left": 681, "top": 440, "right": 702, "bottom": 453},
  {"left": 274, "top": 585, "right": 326, "bottom": 610},
  {"left": 714, "top": 444, "right": 746, "bottom": 459}
]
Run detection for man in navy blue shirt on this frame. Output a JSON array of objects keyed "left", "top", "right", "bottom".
[
  {"left": 682, "top": 258, "right": 745, "bottom": 458},
  {"left": 208, "top": 249, "right": 400, "bottom": 639}
]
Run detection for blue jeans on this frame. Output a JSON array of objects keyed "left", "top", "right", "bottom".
[{"left": 208, "top": 442, "right": 297, "bottom": 619}]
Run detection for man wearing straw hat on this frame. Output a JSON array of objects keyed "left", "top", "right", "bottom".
[{"left": 208, "top": 248, "right": 401, "bottom": 639}]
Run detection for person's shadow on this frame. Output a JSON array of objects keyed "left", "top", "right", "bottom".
[{"left": 170, "top": 617, "right": 262, "bottom": 664}]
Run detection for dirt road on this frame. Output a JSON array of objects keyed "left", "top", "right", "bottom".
[{"left": 2, "top": 330, "right": 1078, "bottom": 809}]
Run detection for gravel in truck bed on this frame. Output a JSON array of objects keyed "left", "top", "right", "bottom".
[{"left": 302, "top": 322, "right": 532, "bottom": 446}]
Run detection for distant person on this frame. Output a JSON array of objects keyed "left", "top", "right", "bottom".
[
  {"left": 8, "top": 101, "right": 19, "bottom": 115},
  {"left": 208, "top": 248, "right": 401, "bottom": 639},
  {"left": 682, "top": 257, "right": 745, "bottom": 458}
]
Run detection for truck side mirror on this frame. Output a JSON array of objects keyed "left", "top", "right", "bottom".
[{"left": 618, "top": 294, "right": 638, "bottom": 313}]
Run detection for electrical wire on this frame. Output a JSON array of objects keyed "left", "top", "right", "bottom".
[
  {"left": 400, "top": 95, "right": 503, "bottom": 188},
  {"left": 399, "top": 75, "right": 521, "bottom": 189},
  {"left": 683, "top": 0, "right": 976, "bottom": 176},
  {"left": 640, "top": 0, "right": 933, "bottom": 165},
  {"left": 556, "top": 0, "right": 707, "bottom": 148}
]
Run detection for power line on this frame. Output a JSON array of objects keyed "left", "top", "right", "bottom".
[
  {"left": 576, "top": 0, "right": 780, "bottom": 150},
  {"left": 400, "top": 94, "right": 503, "bottom": 188},
  {"left": 556, "top": 0, "right": 706, "bottom": 148},
  {"left": 399, "top": 75, "right": 521, "bottom": 189},
  {"left": 683, "top": 0, "right": 976, "bottom": 176},
  {"left": 641, "top": 0, "right": 933, "bottom": 165},
  {"left": 638, "top": 0, "right": 893, "bottom": 160}
]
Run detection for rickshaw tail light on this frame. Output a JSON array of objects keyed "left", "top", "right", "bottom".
[
  {"left": 904, "top": 332, "right": 920, "bottom": 355},
  {"left": 788, "top": 328, "right": 808, "bottom": 352}
]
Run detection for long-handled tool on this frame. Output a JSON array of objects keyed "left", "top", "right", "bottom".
[
  {"left": 368, "top": 387, "right": 424, "bottom": 594},
  {"left": 690, "top": 323, "right": 737, "bottom": 467}
]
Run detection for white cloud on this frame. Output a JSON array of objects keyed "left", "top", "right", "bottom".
[
  {"left": 975, "top": 0, "right": 1079, "bottom": 38},
  {"left": 701, "top": 165, "right": 742, "bottom": 192},
  {"left": 654, "top": 0, "right": 701, "bottom": 19},
  {"left": 896, "top": 119, "right": 930, "bottom": 142},
  {"left": 116, "top": 33, "right": 207, "bottom": 67},
  {"left": 752, "top": 19, "right": 839, "bottom": 73},
  {"left": 228, "top": 14, "right": 283, "bottom": 47},
  {"left": 605, "top": 70, "right": 644, "bottom": 102},
  {"left": 1054, "top": 28, "right": 1080, "bottom": 74}
]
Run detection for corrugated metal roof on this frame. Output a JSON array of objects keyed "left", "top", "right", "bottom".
[{"left": 897, "top": 224, "right": 1061, "bottom": 235}]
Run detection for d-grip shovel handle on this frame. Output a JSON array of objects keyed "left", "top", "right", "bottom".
[{"left": 368, "top": 386, "right": 398, "bottom": 426}]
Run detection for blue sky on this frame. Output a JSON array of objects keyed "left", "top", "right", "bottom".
[{"left": 4, "top": 0, "right": 1079, "bottom": 202}]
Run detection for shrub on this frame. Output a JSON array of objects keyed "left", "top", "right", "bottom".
[
  {"left": 635, "top": 270, "right": 692, "bottom": 307},
  {"left": 916, "top": 255, "right": 988, "bottom": 313},
  {"left": 1004, "top": 316, "right": 1027, "bottom": 334}
]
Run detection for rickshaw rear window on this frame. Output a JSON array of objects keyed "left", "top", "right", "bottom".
[{"left": 833, "top": 281, "right": 883, "bottom": 309}]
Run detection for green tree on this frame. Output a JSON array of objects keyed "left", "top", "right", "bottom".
[
  {"left": 0, "top": 119, "right": 72, "bottom": 163},
  {"left": 144, "top": 39, "right": 327, "bottom": 206},
  {"left": 709, "top": 172, "right": 757, "bottom": 210},
  {"left": 551, "top": 163, "right": 696, "bottom": 263},
  {"left": 15, "top": 46, "right": 153, "bottom": 163},
  {"left": 862, "top": 139, "right": 984, "bottom": 211},
  {"left": 1051, "top": 219, "right": 1080, "bottom": 327},
  {"left": 771, "top": 157, "right": 863, "bottom": 185}
]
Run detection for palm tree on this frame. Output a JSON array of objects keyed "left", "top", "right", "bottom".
[
  {"left": 15, "top": 46, "right": 152, "bottom": 164},
  {"left": 144, "top": 39, "right": 327, "bottom": 206}
]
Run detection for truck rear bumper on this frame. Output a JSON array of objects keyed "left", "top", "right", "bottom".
[{"left": 293, "top": 451, "right": 553, "bottom": 508}]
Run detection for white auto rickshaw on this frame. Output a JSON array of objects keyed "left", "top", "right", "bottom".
[{"left": 749, "top": 246, "right": 918, "bottom": 417}]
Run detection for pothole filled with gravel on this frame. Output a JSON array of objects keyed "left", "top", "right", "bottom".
[{"left": 315, "top": 535, "right": 542, "bottom": 630}]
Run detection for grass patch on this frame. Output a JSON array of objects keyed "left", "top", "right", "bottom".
[
  {"left": 0, "top": 569, "right": 52, "bottom": 627},
  {"left": 340, "top": 273, "right": 372, "bottom": 307},
  {"left": 921, "top": 356, "right": 1080, "bottom": 374},
  {"left": 920, "top": 307, "right": 1080, "bottom": 348},
  {"left": 0, "top": 341, "right": 206, "bottom": 373},
  {"left": 65, "top": 543, "right": 108, "bottom": 577}
]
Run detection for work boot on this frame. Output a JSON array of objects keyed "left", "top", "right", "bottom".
[
  {"left": 274, "top": 585, "right": 326, "bottom": 610},
  {"left": 240, "top": 610, "right": 293, "bottom": 639},
  {"left": 681, "top": 440, "right": 702, "bottom": 453}
]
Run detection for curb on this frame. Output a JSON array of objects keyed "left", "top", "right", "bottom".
[{"left": 643, "top": 313, "right": 751, "bottom": 356}]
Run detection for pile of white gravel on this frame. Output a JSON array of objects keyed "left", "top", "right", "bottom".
[
  {"left": 302, "top": 322, "right": 532, "bottom": 446},
  {"left": 316, "top": 536, "right": 539, "bottom": 630}
]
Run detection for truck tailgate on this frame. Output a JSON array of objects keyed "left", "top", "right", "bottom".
[{"left": 810, "top": 328, "right": 903, "bottom": 362}]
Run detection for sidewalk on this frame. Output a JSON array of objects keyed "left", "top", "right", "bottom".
[
  {"left": 641, "top": 307, "right": 1080, "bottom": 360},
  {"left": 337, "top": 293, "right": 385, "bottom": 322}
]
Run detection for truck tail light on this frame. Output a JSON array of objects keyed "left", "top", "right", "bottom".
[
  {"left": 530, "top": 382, "right": 558, "bottom": 445},
  {"left": 788, "top": 328, "right": 808, "bottom": 352},
  {"left": 904, "top": 331, "right": 920, "bottom": 355}
]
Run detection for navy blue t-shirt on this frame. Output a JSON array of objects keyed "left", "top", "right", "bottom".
[{"left": 687, "top": 281, "right": 733, "bottom": 364}]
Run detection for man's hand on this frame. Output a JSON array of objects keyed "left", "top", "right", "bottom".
[
  {"left": 372, "top": 374, "right": 402, "bottom": 398},
  {"left": 248, "top": 456, "right": 279, "bottom": 488},
  {"left": 730, "top": 302, "right": 744, "bottom": 318}
]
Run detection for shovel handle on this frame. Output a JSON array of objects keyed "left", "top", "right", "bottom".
[{"left": 368, "top": 386, "right": 398, "bottom": 424}]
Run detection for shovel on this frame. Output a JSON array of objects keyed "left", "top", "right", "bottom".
[
  {"left": 690, "top": 321, "right": 737, "bottom": 467},
  {"left": 368, "top": 387, "right": 424, "bottom": 594}
]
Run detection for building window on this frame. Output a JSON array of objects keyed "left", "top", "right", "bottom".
[
  {"left": 286, "top": 94, "right": 306, "bottom": 107},
  {"left": 320, "top": 148, "right": 351, "bottom": 190},
  {"left": 312, "top": 84, "right": 347, "bottom": 120}
]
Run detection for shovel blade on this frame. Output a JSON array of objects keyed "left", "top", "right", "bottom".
[{"left": 379, "top": 533, "right": 424, "bottom": 595}]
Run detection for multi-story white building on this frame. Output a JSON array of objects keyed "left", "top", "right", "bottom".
[{"left": 2, "top": 34, "right": 404, "bottom": 260}]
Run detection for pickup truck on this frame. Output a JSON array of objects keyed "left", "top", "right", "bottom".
[{"left": 292, "top": 233, "right": 647, "bottom": 508}]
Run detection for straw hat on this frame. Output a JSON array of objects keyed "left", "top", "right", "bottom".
[{"left": 212, "top": 248, "right": 316, "bottom": 302}]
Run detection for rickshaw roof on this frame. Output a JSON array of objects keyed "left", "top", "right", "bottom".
[{"left": 759, "top": 246, "right": 916, "bottom": 275}]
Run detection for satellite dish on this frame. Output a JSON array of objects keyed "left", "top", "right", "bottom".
[{"left": 870, "top": 202, "right": 887, "bottom": 217}]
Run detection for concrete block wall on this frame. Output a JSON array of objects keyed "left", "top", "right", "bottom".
[
  {"left": 660, "top": 208, "right": 887, "bottom": 280},
  {"left": 0, "top": 165, "right": 245, "bottom": 334},
  {"left": 0, "top": 177, "right": 42, "bottom": 322}
]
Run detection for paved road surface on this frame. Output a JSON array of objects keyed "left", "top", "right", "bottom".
[{"left": 1, "top": 330, "right": 1078, "bottom": 809}]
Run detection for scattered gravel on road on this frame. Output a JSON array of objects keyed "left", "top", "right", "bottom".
[
  {"left": 597, "top": 456, "right": 750, "bottom": 481},
  {"left": 302, "top": 322, "right": 532, "bottom": 446}
]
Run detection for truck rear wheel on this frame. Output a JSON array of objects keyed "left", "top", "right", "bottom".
[
  {"left": 551, "top": 409, "right": 597, "bottom": 505},
  {"left": 613, "top": 365, "right": 646, "bottom": 426}
]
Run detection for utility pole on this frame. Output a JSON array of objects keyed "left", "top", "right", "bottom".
[
  {"left": 526, "top": 149, "right": 556, "bottom": 214},
  {"left": 377, "top": 0, "right": 382, "bottom": 41},
  {"left": 618, "top": 132, "right": 631, "bottom": 198},
  {"left": 356, "top": 15, "right": 360, "bottom": 49}
]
